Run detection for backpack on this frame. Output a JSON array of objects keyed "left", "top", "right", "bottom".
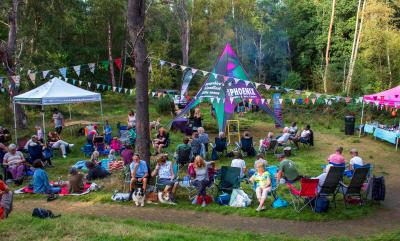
[
  {"left": 368, "top": 176, "right": 385, "bottom": 201},
  {"left": 32, "top": 208, "right": 60, "bottom": 219},
  {"left": 273, "top": 197, "right": 288, "bottom": 209},
  {"left": 314, "top": 197, "right": 329, "bottom": 213},
  {"left": 216, "top": 193, "right": 230, "bottom": 206},
  {"left": 0, "top": 191, "right": 13, "bottom": 218}
]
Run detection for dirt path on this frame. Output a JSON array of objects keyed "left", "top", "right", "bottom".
[
  {"left": 13, "top": 199, "right": 400, "bottom": 240},
  {"left": 12, "top": 132, "right": 400, "bottom": 239}
]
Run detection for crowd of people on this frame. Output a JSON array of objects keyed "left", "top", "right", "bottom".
[{"left": 0, "top": 105, "right": 373, "bottom": 220}]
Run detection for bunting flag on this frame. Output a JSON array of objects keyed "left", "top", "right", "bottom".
[
  {"left": 223, "top": 76, "right": 229, "bottom": 82},
  {"left": 305, "top": 98, "right": 309, "bottom": 105},
  {"left": 255, "top": 83, "right": 261, "bottom": 89},
  {"left": 113, "top": 86, "right": 117, "bottom": 92},
  {"left": 125, "top": 88, "right": 128, "bottom": 94},
  {"left": 230, "top": 97, "right": 235, "bottom": 104},
  {"left": 265, "top": 84, "right": 271, "bottom": 90},
  {"left": 87, "top": 82, "right": 92, "bottom": 88},
  {"left": 311, "top": 98, "right": 316, "bottom": 105},
  {"left": 28, "top": 71, "right": 36, "bottom": 84},
  {"left": 160, "top": 60, "right": 166, "bottom": 67},
  {"left": 102, "top": 60, "right": 109, "bottom": 70},
  {"left": 96, "top": 84, "right": 100, "bottom": 89},
  {"left": 295, "top": 90, "right": 301, "bottom": 95},
  {"left": 201, "top": 70, "right": 208, "bottom": 76},
  {"left": 180, "top": 65, "right": 187, "bottom": 71},
  {"left": 72, "top": 79, "right": 77, "bottom": 85},
  {"left": 234, "top": 78, "right": 240, "bottom": 84},
  {"left": 114, "top": 58, "right": 122, "bottom": 70},
  {"left": 59, "top": 67, "right": 67, "bottom": 78},
  {"left": 42, "top": 70, "right": 50, "bottom": 79},
  {"left": 274, "top": 86, "right": 280, "bottom": 90},
  {"left": 88, "top": 63, "right": 96, "bottom": 74},
  {"left": 244, "top": 80, "right": 250, "bottom": 86},
  {"left": 79, "top": 80, "right": 82, "bottom": 86},
  {"left": 73, "top": 65, "right": 81, "bottom": 76},
  {"left": 278, "top": 98, "right": 283, "bottom": 104},
  {"left": 0, "top": 77, "right": 3, "bottom": 88},
  {"left": 261, "top": 98, "right": 265, "bottom": 105},
  {"left": 212, "top": 73, "right": 219, "bottom": 79},
  {"left": 191, "top": 68, "right": 198, "bottom": 75},
  {"left": 130, "top": 89, "right": 134, "bottom": 95},
  {"left": 267, "top": 99, "right": 271, "bottom": 105},
  {"left": 291, "top": 98, "right": 296, "bottom": 105},
  {"left": 170, "top": 63, "right": 177, "bottom": 68},
  {"left": 118, "top": 87, "right": 122, "bottom": 93}
]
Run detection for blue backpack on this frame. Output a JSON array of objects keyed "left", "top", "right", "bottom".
[
  {"left": 273, "top": 197, "right": 288, "bottom": 208},
  {"left": 216, "top": 193, "right": 230, "bottom": 205},
  {"left": 314, "top": 197, "right": 329, "bottom": 213}
]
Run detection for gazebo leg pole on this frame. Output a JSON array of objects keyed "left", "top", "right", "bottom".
[
  {"left": 100, "top": 99, "right": 105, "bottom": 131},
  {"left": 13, "top": 100, "right": 18, "bottom": 143},
  {"left": 42, "top": 106, "right": 47, "bottom": 143},
  {"left": 359, "top": 101, "right": 365, "bottom": 138}
]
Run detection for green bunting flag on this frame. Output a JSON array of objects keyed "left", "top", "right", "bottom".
[{"left": 102, "top": 60, "right": 109, "bottom": 70}]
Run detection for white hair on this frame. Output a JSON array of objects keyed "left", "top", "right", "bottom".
[
  {"left": 218, "top": 132, "right": 225, "bottom": 138},
  {"left": 8, "top": 144, "right": 17, "bottom": 150}
]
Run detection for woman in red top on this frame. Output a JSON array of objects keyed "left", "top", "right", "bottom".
[{"left": 0, "top": 179, "right": 9, "bottom": 219}]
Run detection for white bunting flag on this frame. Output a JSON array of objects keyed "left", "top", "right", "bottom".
[
  {"left": 88, "top": 63, "right": 96, "bottom": 74},
  {"left": 275, "top": 86, "right": 280, "bottom": 90},
  {"left": 291, "top": 98, "right": 296, "bottom": 105},
  {"left": 125, "top": 88, "right": 128, "bottom": 94},
  {"left": 210, "top": 97, "right": 215, "bottom": 103},
  {"left": 201, "top": 70, "right": 208, "bottom": 76},
  {"left": 316, "top": 93, "right": 321, "bottom": 98},
  {"left": 79, "top": 80, "right": 82, "bottom": 86},
  {"left": 170, "top": 63, "right": 176, "bottom": 68},
  {"left": 265, "top": 84, "right": 271, "bottom": 90},
  {"left": 180, "top": 65, "right": 187, "bottom": 71},
  {"left": 118, "top": 87, "right": 122, "bottom": 93},
  {"left": 328, "top": 100, "right": 332, "bottom": 106},
  {"left": 191, "top": 68, "right": 198, "bottom": 75},
  {"left": 244, "top": 80, "right": 250, "bottom": 86},
  {"left": 59, "top": 67, "right": 67, "bottom": 78},
  {"left": 87, "top": 82, "right": 92, "bottom": 88},
  {"left": 113, "top": 87, "right": 117, "bottom": 92},
  {"left": 130, "top": 89, "right": 134, "bottom": 95},
  {"left": 212, "top": 73, "right": 219, "bottom": 79},
  {"left": 73, "top": 65, "right": 81, "bottom": 76},
  {"left": 261, "top": 98, "right": 265, "bottom": 105},
  {"left": 234, "top": 78, "right": 240, "bottom": 84},
  {"left": 42, "top": 70, "right": 50, "bottom": 78},
  {"left": 255, "top": 83, "right": 261, "bottom": 89},
  {"left": 28, "top": 72, "right": 36, "bottom": 84},
  {"left": 160, "top": 60, "right": 166, "bottom": 66},
  {"left": 295, "top": 90, "right": 301, "bottom": 95},
  {"left": 324, "top": 99, "right": 328, "bottom": 105},
  {"left": 311, "top": 98, "right": 316, "bottom": 105},
  {"left": 267, "top": 99, "right": 271, "bottom": 105}
]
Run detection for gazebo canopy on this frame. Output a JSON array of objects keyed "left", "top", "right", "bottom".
[
  {"left": 363, "top": 85, "right": 400, "bottom": 107},
  {"left": 14, "top": 77, "right": 101, "bottom": 105}
]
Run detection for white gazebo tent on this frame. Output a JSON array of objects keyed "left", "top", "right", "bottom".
[{"left": 13, "top": 77, "right": 104, "bottom": 141}]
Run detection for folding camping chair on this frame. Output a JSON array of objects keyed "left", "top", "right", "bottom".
[
  {"left": 318, "top": 166, "right": 345, "bottom": 208},
  {"left": 174, "top": 147, "right": 192, "bottom": 167},
  {"left": 80, "top": 144, "right": 94, "bottom": 157},
  {"left": 340, "top": 167, "right": 369, "bottom": 207},
  {"left": 259, "top": 139, "right": 278, "bottom": 155},
  {"left": 215, "top": 166, "right": 242, "bottom": 195},
  {"left": 154, "top": 162, "right": 179, "bottom": 192},
  {"left": 235, "top": 137, "right": 256, "bottom": 157},
  {"left": 345, "top": 163, "right": 373, "bottom": 179},
  {"left": 287, "top": 178, "right": 319, "bottom": 212},
  {"left": 179, "top": 163, "right": 216, "bottom": 201},
  {"left": 248, "top": 165, "right": 279, "bottom": 201}
]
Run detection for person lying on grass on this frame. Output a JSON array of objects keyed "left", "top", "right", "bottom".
[
  {"left": 129, "top": 154, "right": 149, "bottom": 200},
  {"left": 249, "top": 162, "right": 272, "bottom": 212},
  {"left": 151, "top": 154, "right": 178, "bottom": 203},
  {"left": 32, "top": 160, "right": 59, "bottom": 201}
]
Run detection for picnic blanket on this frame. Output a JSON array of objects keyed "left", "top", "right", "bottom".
[{"left": 14, "top": 183, "right": 98, "bottom": 196}]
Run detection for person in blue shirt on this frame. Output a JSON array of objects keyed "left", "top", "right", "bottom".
[
  {"left": 32, "top": 160, "right": 60, "bottom": 201},
  {"left": 104, "top": 120, "right": 112, "bottom": 145},
  {"left": 129, "top": 154, "right": 149, "bottom": 198}
]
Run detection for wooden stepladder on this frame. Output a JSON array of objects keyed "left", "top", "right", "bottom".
[{"left": 226, "top": 120, "right": 240, "bottom": 144}]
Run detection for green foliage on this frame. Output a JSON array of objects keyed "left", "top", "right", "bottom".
[
  {"left": 155, "top": 96, "right": 173, "bottom": 115},
  {"left": 283, "top": 71, "right": 303, "bottom": 89}
]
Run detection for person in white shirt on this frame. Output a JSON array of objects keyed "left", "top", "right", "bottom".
[
  {"left": 314, "top": 164, "right": 332, "bottom": 193},
  {"left": 289, "top": 122, "right": 298, "bottom": 135},
  {"left": 349, "top": 148, "right": 364, "bottom": 170},
  {"left": 277, "top": 127, "right": 291, "bottom": 144},
  {"left": 231, "top": 151, "right": 246, "bottom": 178}
]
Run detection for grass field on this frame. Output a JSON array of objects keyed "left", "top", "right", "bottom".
[{"left": 2, "top": 94, "right": 399, "bottom": 240}]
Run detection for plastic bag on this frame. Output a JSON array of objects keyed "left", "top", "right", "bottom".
[{"left": 229, "top": 189, "right": 251, "bottom": 208}]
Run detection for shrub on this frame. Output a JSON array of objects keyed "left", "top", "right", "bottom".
[{"left": 155, "top": 96, "right": 172, "bottom": 115}]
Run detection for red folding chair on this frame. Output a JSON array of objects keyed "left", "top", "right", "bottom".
[{"left": 287, "top": 178, "right": 319, "bottom": 212}]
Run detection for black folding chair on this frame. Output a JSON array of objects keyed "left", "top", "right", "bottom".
[
  {"left": 340, "top": 167, "right": 369, "bottom": 208},
  {"left": 215, "top": 166, "right": 242, "bottom": 195},
  {"left": 318, "top": 166, "right": 345, "bottom": 208}
]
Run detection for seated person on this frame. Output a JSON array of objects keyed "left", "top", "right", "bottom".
[
  {"left": 25, "top": 135, "right": 45, "bottom": 163},
  {"left": 197, "top": 127, "right": 209, "bottom": 153},
  {"left": 190, "top": 131, "right": 202, "bottom": 158},
  {"left": 192, "top": 108, "right": 203, "bottom": 129},
  {"left": 153, "top": 128, "right": 168, "bottom": 155},
  {"left": 289, "top": 122, "right": 298, "bottom": 136},
  {"left": 327, "top": 147, "right": 346, "bottom": 166},
  {"left": 314, "top": 164, "right": 332, "bottom": 193},
  {"left": 32, "top": 160, "right": 59, "bottom": 201},
  {"left": 214, "top": 132, "right": 227, "bottom": 153},
  {"left": 68, "top": 167, "right": 84, "bottom": 194},
  {"left": 3, "top": 144, "right": 26, "bottom": 184},
  {"left": 230, "top": 151, "right": 246, "bottom": 178},
  {"left": 299, "top": 125, "right": 313, "bottom": 145},
  {"left": 259, "top": 132, "right": 274, "bottom": 152},
  {"left": 191, "top": 156, "right": 214, "bottom": 207},
  {"left": 174, "top": 137, "right": 192, "bottom": 165},
  {"left": 110, "top": 137, "right": 122, "bottom": 152},
  {"left": 85, "top": 161, "right": 109, "bottom": 181},
  {"left": 129, "top": 154, "right": 149, "bottom": 198},
  {"left": 151, "top": 154, "right": 178, "bottom": 202},
  {"left": 249, "top": 162, "right": 272, "bottom": 212},
  {"left": 108, "top": 149, "right": 117, "bottom": 162},
  {"left": 121, "top": 145, "right": 134, "bottom": 166},
  {"left": 48, "top": 131, "right": 74, "bottom": 158},
  {"left": 0, "top": 175, "right": 12, "bottom": 219},
  {"left": 90, "top": 151, "right": 100, "bottom": 165},
  {"left": 248, "top": 154, "right": 268, "bottom": 179},
  {"left": 240, "top": 131, "right": 256, "bottom": 156},
  {"left": 277, "top": 127, "right": 291, "bottom": 144},
  {"left": 349, "top": 148, "right": 364, "bottom": 170},
  {"left": 276, "top": 153, "right": 300, "bottom": 183},
  {"left": 0, "top": 143, "right": 7, "bottom": 179}
]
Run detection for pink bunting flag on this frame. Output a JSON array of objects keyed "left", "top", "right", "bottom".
[
  {"left": 265, "top": 84, "right": 271, "bottom": 90},
  {"left": 311, "top": 98, "right": 316, "bottom": 105}
]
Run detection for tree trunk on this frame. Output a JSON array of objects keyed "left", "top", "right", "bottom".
[
  {"left": 1, "top": 0, "right": 27, "bottom": 129},
  {"left": 346, "top": 0, "right": 367, "bottom": 95},
  {"left": 177, "top": 0, "right": 190, "bottom": 66},
  {"left": 108, "top": 20, "right": 116, "bottom": 87},
  {"left": 345, "top": 0, "right": 362, "bottom": 92},
  {"left": 127, "top": 0, "right": 150, "bottom": 162},
  {"left": 323, "top": 0, "right": 336, "bottom": 93}
]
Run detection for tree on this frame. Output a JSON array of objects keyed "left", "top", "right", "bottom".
[
  {"left": 127, "top": 0, "right": 150, "bottom": 162},
  {"left": 0, "top": 0, "right": 27, "bottom": 128},
  {"left": 323, "top": 0, "right": 336, "bottom": 93}
]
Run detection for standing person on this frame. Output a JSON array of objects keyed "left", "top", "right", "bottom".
[
  {"left": 349, "top": 148, "right": 364, "bottom": 170},
  {"left": 47, "top": 132, "right": 74, "bottom": 158},
  {"left": 197, "top": 127, "right": 209, "bottom": 154},
  {"left": 3, "top": 144, "right": 26, "bottom": 184},
  {"left": 192, "top": 108, "right": 202, "bottom": 130},
  {"left": 276, "top": 154, "right": 300, "bottom": 183},
  {"left": 327, "top": 147, "right": 346, "bottom": 166},
  {"left": 104, "top": 120, "right": 112, "bottom": 145},
  {"left": 237, "top": 100, "right": 245, "bottom": 117},
  {"left": 127, "top": 110, "right": 136, "bottom": 129},
  {"left": 230, "top": 152, "right": 247, "bottom": 178},
  {"left": 250, "top": 162, "right": 272, "bottom": 212},
  {"left": 35, "top": 125, "right": 44, "bottom": 143},
  {"left": 32, "top": 160, "right": 59, "bottom": 201},
  {"left": 52, "top": 108, "right": 64, "bottom": 134},
  {"left": 192, "top": 156, "right": 214, "bottom": 207},
  {"left": 129, "top": 154, "right": 149, "bottom": 198}
]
